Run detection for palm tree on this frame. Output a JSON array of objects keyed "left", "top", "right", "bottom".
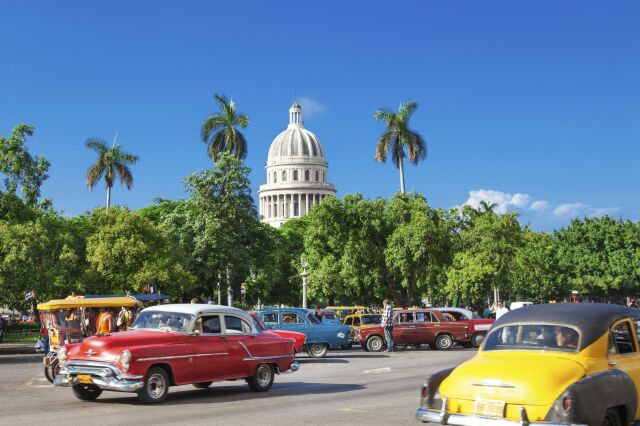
[
  {"left": 478, "top": 200, "right": 498, "bottom": 213},
  {"left": 373, "top": 100, "right": 427, "bottom": 193},
  {"left": 85, "top": 138, "right": 139, "bottom": 209},
  {"left": 201, "top": 94, "right": 250, "bottom": 162}
]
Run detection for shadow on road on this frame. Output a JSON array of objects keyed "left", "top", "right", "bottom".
[
  {"left": 0, "top": 354, "right": 41, "bottom": 365},
  {"left": 94, "top": 381, "right": 366, "bottom": 406}
]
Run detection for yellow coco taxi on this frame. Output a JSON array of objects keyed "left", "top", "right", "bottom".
[{"left": 416, "top": 303, "right": 640, "bottom": 426}]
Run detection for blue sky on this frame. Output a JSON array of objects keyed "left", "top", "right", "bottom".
[{"left": 1, "top": 1, "right": 638, "bottom": 230}]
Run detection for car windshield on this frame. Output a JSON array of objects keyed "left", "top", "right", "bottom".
[
  {"left": 362, "top": 315, "right": 382, "bottom": 325},
  {"left": 484, "top": 324, "right": 579, "bottom": 353},
  {"left": 131, "top": 311, "right": 193, "bottom": 333}
]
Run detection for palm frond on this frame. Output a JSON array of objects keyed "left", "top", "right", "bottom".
[
  {"left": 208, "top": 130, "right": 227, "bottom": 162},
  {"left": 236, "top": 114, "right": 250, "bottom": 128},
  {"left": 85, "top": 137, "right": 108, "bottom": 153},
  {"left": 374, "top": 131, "right": 394, "bottom": 163},
  {"left": 398, "top": 100, "right": 418, "bottom": 121},
  {"left": 86, "top": 160, "right": 105, "bottom": 189},
  {"left": 373, "top": 110, "right": 394, "bottom": 122},
  {"left": 201, "top": 115, "right": 226, "bottom": 143},
  {"left": 214, "top": 94, "right": 230, "bottom": 112},
  {"left": 114, "top": 162, "right": 134, "bottom": 189},
  {"left": 405, "top": 131, "right": 427, "bottom": 164},
  {"left": 233, "top": 129, "right": 248, "bottom": 160},
  {"left": 390, "top": 135, "right": 404, "bottom": 168}
]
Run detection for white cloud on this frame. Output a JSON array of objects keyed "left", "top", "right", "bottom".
[
  {"left": 588, "top": 207, "right": 621, "bottom": 217},
  {"left": 298, "top": 96, "right": 327, "bottom": 119},
  {"left": 530, "top": 200, "right": 550, "bottom": 211},
  {"left": 464, "top": 189, "right": 531, "bottom": 214},
  {"left": 553, "top": 203, "right": 588, "bottom": 217}
]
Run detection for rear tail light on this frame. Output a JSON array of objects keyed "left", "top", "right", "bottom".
[{"left": 562, "top": 396, "right": 572, "bottom": 412}]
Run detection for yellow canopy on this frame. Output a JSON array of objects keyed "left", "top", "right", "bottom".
[{"left": 37, "top": 296, "right": 138, "bottom": 311}]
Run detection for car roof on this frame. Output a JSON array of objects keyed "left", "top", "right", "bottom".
[
  {"left": 258, "top": 307, "right": 309, "bottom": 314},
  {"left": 142, "top": 304, "right": 250, "bottom": 318},
  {"left": 435, "top": 307, "right": 473, "bottom": 317},
  {"left": 493, "top": 303, "right": 640, "bottom": 350}
]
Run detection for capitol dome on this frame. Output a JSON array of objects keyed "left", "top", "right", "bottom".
[{"left": 258, "top": 102, "right": 336, "bottom": 228}]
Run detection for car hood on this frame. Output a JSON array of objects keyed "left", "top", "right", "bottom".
[
  {"left": 440, "top": 351, "right": 586, "bottom": 406},
  {"left": 68, "top": 330, "right": 187, "bottom": 360}
]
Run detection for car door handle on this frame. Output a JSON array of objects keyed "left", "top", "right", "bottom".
[
  {"left": 609, "top": 360, "right": 617, "bottom": 367},
  {"left": 408, "top": 325, "right": 416, "bottom": 328}
]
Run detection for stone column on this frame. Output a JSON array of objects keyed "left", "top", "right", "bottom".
[{"left": 289, "top": 193, "right": 294, "bottom": 218}]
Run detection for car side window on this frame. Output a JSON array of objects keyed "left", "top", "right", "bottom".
[
  {"left": 262, "top": 313, "right": 279, "bottom": 325},
  {"left": 397, "top": 313, "right": 414, "bottom": 324},
  {"left": 224, "top": 315, "right": 252, "bottom": 334},
  {"left": 415, "top": 312, "right": 426, "bottom": 322},
  {"left": 283, "top": 313, "right": 305, "bottom": 324},
  {"left": 610, "top": 321, "right": 637, "bottom": 355},
  {"left": 353, "top": 317, "right": 361, "bottom": 327},
  {"left": 199, "top": 315, "right": 221, "bottom": 334}
]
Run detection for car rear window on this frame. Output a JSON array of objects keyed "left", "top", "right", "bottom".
[{"left": 484, "top": 324, "right": 579, "bottom": 353}]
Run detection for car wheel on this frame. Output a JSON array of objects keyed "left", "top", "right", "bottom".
[
  {"left": 602, "top": 408, "right": 622, "bottom": 426},
  {"left": 307, "top": 343, "right": 329, "bottom": 358},
  {"left": 72, "top": 384, "right": 103, "bottom": 401},
  {"left": 44, "top": 366, "right": 54, "bottom": 383},
  {"left": 193, "top": 381, "right": 212, "bottom": 389},
  {"left": 138, "top": 367, "right": 170, "bottom": 404},
  {"left": 472, "top": 333, "right": 485, "bottom": 348},
  {"left": 248, "top": 364, "right": 274, "bottom": 392},
  {"left": 366, "top": 336, "right": 385, "bottom": 352},
  {"left": 435, "top": 334, "right": 454, "bottom": 350}
]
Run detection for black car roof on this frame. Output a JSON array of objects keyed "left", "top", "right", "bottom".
[{"left": 493, "top": 303, "right": 640, "bottom": 350}]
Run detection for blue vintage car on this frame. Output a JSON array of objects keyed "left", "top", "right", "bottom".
[{"left": 256, "top": 308, "right": 352, "bottom": 358}]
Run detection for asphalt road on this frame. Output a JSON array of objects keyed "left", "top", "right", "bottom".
[{"left": 0, "top": 346, "right": 475, "bottom": 426}]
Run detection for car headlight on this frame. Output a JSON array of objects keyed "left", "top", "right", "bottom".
[
  {"left": 57, "top": 346, "right": 67, "bottom": 361},
  {"left": 118, "top": 350, "right": 132, "bottom": 373}
]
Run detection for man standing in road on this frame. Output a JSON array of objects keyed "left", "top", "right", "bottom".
[
  {"left": 495, "top": 301, "right": 509, "bottom": 320},
  {"left": 381, "top": 299, "right": 394, "bottom": 352}
]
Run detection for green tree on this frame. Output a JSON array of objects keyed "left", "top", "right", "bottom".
[
  {"left": 85, "top": 138, "right": 139, "bottom": 209},
  {"left": 373, "top": 100, "right": 427, "bottom": 193},
  {"left": 511, "top": 230, "right": 565, "bottom": 303},
  {"left": 555, "top": 217, "right": 640, "bottom": 297},
  {"left": 446, "top": 210, "right": 523, "bottom": 304},
  {"left": 201, "top": 94, "right": 250, "bottom": 162},
  {"left": 84, "top": 207, "right": 194, "bottom": 298},
  {"left": 384, "top": 193, "right": 453, "bottom": 306},
  {"left": 0, "top": 124, "right": 50, "bottom": 206}
]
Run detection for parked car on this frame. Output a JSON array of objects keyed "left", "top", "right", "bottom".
[
  {"left": 256, "top": 307, "right": 351, "bottom": 358},
  {"left": 435, "top": 307, "right": 494, "bottom": 348},
  {"left": 325, "top": 306, "right": 368, "bottom": 319},
  {"left": 358, "top": 309, "right": 471, "bottom": 352},
  {"left": 248, "top": 311, "right": 306, "bottom": 353},
  {"left": 54, "top": 304, "right": 299, "bottom": 404},
  {"left": 416, "top": 303, "right": 640, "bottom": 425},
  {"left": 510, "top": 301, "right": 533, "bottom": 310},
  {"left": 343, "top": 313, "right": 382, "bottom": 342}
]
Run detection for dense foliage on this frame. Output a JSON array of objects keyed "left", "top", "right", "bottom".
[{"left": 0, "top": 122, "right": 639, "bottom": 312}]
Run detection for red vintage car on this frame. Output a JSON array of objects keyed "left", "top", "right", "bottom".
[
  {"left": 54, "top": 304, "right": 300, "bottom": 404},
  {"left": 358, "top": 309, "right": 471, "bottom": 351},
  {"left": 435, "top": 307, "right": 494, "bottom": 347},
  {"left": 248, "top": 311, "right": 306, "bottom": 353}
]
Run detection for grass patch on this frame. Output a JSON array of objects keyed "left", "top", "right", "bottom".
[{"left": 3, "top": 332, "right": 38, "bottom": 344}]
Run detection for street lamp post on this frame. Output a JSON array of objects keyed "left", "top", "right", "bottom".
[{"left": 300, "top": 260, "right": 309, "bottom": 309}]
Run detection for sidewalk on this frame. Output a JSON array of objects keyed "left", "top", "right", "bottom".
[{"left": 0, "top": 342, "right": 39, "bottom": 355}]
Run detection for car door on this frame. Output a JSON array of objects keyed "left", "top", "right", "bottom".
[
  {"left": 414, "top": 311, "right": 437, "bottom": 344},
  {"left": 191, "top": 314, "right": 229, "bottom": 381},
  {"left": 221, "top": 314, "right": 256, "bottom": 378},
  {"left": 608, "top": 318, "right": 640, "bottom": 419},
  {"left": 393, "top": 312, "right": 418, "bottom": 344},
  {"left": 259, "top": 312, "right": 280, "bottom": 330}
]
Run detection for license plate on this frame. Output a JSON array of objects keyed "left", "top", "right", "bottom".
[
  {"left": 475, "top": 397, "right": 505, "bottom": 417},
  {"left": 77, "top": 374, "right": 93, "bottom": 384}
]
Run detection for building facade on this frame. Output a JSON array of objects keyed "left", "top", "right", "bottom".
[{"left": 258, "top": 102, "right": 336, "bottom": 228}]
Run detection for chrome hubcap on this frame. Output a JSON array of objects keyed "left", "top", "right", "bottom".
[
  {"left": 371, "top": 338, "right": 382, "bottom": 350},
  {"left": 440, "top": 338, "right": 451, "bottom": 348},
  {"left": 147, "top": 373, "right": 165, "bottom": 399},
  {"left": 311, "top": 344, "right": 324, "bottom": 355},
  {"left": 257, "top": 366, "right": 271, "bottom": 387}
]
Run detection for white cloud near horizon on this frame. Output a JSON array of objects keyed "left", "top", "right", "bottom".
[
  {"left": 461, "top": 189, "right": 620, "bottom": 224},
  {"left": 298, "top": 96, "right": 327, "bottom": 119}
]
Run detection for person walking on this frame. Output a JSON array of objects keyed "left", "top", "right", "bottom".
[
  {"left": 381, "top": 299, "right": 394, "bottom": 352},
  {"left": 495, "top": 301, "right": 509, "bottom": 320}
]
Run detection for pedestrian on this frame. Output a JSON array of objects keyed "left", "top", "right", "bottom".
[
  {"left": 381, "top": 299, "right": 394, "bottom": 352},
  {"left": 482, "top": 303, "right": 493, "bottom": 319},
  {"left": 495, "top": 301, "right": 509, "bottom": 320},
  {"left": 190, "top": 298, "right": 198, "bottom": 304}
]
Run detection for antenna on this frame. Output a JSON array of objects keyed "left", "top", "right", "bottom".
[{"left": 112, "top": 130, "right": 119, "bottom": 147}]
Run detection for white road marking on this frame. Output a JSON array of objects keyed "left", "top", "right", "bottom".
[
  {"left": 360, "top": 367, "right": 393, "bottom": 374},
  {"left": 26, "top": 376, "right": 54, "bottom": 388}
]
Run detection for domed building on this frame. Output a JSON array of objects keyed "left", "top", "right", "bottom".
[{"left": 258, "top": 102, "right": 336, "bottom": 227}]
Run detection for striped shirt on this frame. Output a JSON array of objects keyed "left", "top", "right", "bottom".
[{"left": 381, "top": 305, "right": 394, "bottom": 327}]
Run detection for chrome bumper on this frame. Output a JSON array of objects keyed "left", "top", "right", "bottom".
[
  {"left": 415, "top": 408, "right": 584, "bottom": 426},
  {"left": 54, "top": 360, "right": 143, "bottom": 393},
  {"left": 288, "top": 361, "right": 300, "bottom": 372}
]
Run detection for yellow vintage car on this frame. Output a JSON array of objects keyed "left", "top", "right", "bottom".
[
  {"left": 343, "top": 313, "right": 382, "bottom": 342},
  {"left": 416, "top": 303, "right": 640, "bottom": 426}
]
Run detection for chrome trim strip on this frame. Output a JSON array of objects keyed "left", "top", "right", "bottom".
[
  {"left": 416, "top": 408, "right": 583, "bottom": 426},
  {"left": 137, "top": 353, "right": 228, "bottom": 362},
  {"left": 471, "top": 381, "right": 515, "bottom": 388},
  {"left": 238, "top": 341, "right": 253, "bottom": 357},
  {"left": 243, "top": 354, "right": 293, "bottom": 361}
]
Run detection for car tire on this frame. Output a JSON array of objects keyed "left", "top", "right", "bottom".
[
  {"left": 307, "top": 343, "right": 329, "bottom": 358},
  {"left": 44, "top": 366, "right": 54, "bottom": 383},
  {"left": 472, "top": 333, "right": 485, "bottom": 348},
  {"left": 435, "top": 334, "right": 454, "bottom": 350},
  {"left": 248, "top": 364, "right": 274, "bottom": 392},
  {"left": 138, "top": 367, "right": 170, "bottom": 404},
  {"left": 72, "top": 384, "right": 103, "bottom": 401},
  {"left": 602, "top": 408, "right": 622, "bottom": 426},
  {"left": 366, "top": 336, "right": 385, "bottom": 352},
  {"left": 193, "top": 381, "right": 212, "bottom": 389}
]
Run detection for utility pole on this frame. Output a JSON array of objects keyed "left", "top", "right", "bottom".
[
  {"left": 226, "top": 268, "right": 232, "bottom": 306},
  {"left": 217, "top": 272, "right": 222, "bottom": 305},
  {"left": 300, "top": 259, "right": 309, "bottom": 309}
]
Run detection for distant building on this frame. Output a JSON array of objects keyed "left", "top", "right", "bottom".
[{"left": 258, "top": 102, "right": 336, "bottom": 227}]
